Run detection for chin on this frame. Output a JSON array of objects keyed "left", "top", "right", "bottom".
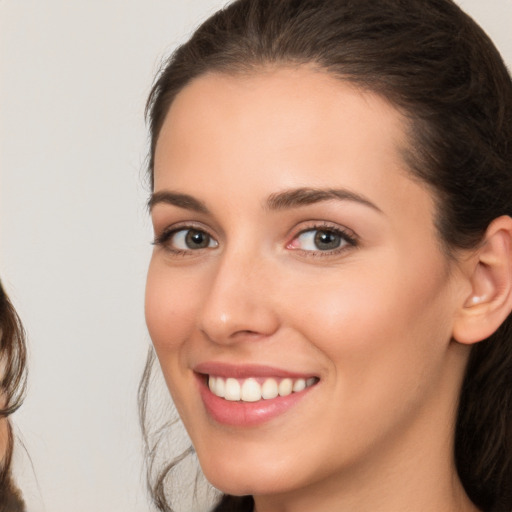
[
  {"left": 198, "top": 452, "right": 308, "bottom": 498},
  {"left": 207, "top": 474, "right": 290, "bottom": 498}
]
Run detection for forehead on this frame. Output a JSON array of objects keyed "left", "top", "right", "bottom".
[
  {"left": 154, "top": 66, "right": 410, "bottom": 180},
  {"left": 153, "top": 67, "right": 430, "bottom": 218}
]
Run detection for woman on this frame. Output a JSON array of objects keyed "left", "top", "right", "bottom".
[
  {"left": 140, "top": 0, "right": 512, "bottom": 511},
  {"left": 0, "top": 282, "right": 27, "bottom": 510}
]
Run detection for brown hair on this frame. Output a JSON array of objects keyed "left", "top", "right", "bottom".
[
  {"left": 141, "top": 1, "right": 512, "bottom": 510},
  {"left": 0, "top": 281, "right": 27, "bottom": 506}
]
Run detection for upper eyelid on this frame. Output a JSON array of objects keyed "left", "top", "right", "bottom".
[
  {"left": 154, "top": 220, "right": 215, "bottom": 237},
  {"left": 290, "top": 221, "right": 358, "bottom": 240},
  {"left": 296, "top": 224, "right": 354, "bottom": 235},
  {"left": 151, "top": 211, "right": 225, "bottom": 238}
]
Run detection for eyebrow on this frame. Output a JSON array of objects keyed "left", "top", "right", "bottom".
[
  {"left": 148, "top": 187, "right": 382, "bottom": 214},
  {"left": 266, "top": 187, "right": 382, "bottom": 213},
  {"left": 148, "top": 191, "right": 209, "bottom": 213}
]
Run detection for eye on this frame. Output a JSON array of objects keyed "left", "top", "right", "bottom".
[
  {"left": 154, "top": 227, "right": 218, "bottom": 253},
  {"left": 173, "top": 229, "right": 216, "bottom": 250},
  {"left": 287, "top": 225, "right": 357, "bottom": 253}
]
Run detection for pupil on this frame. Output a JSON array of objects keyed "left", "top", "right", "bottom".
[
  {"left": 186, "top": 229, "right": 209, "bottom": 249},
  {"left": 314, "top": 230, "right": 341, "bottom": 250}
]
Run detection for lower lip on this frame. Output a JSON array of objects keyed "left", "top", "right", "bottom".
[{"left": 197, "top": 375, "right": 315, "bottom": 427}]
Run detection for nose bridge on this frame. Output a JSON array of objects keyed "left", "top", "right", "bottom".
[{"left": 197, "top": 242, "right": 279, "bottom": 344}]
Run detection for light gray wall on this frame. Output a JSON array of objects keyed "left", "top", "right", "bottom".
[{"left": 1, "top": 1, "right": 511, "bottom": 511}]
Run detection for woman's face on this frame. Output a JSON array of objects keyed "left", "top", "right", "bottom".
[{"left": 146, "top": 68, "right": 470, "bottom": 501}]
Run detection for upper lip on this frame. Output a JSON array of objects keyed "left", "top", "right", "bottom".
[{"left": 194, "top": 362, "right": 318, "bottom": 380}]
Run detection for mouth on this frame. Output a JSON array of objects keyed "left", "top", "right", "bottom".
[
  {"left": 194, "top": 363, "right": 320, "bottom": 426},
  {"left": 207, "top": 375, "right": 318, "bottom": 402}
]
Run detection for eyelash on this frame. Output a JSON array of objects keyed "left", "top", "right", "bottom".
[
  {"left": 153, "top": 223, "right": 359, "bottom": 257},
  {"left": 153, "top": 224, "right": 217, "bottom": 256},
  {"left": 287, "top": 223, "right": 359, "bottom": 258}
]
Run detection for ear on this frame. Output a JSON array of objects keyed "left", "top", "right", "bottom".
[{"left": 453, "top": 215, "right": 512, "bottom": 345}]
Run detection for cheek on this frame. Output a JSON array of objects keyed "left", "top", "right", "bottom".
[
  {"left": 144, "top": 260, "right": 204, "bottom": 420},
  {"left": 283, "top": 262, "right": 398, "bottom": 344},
  {"left": 284, "top": 251, "right": 454, "bottom": 384},
  {"left": 145, "top": 259, "right": 201, "bottom": 355},
  {"left": 277, "top": 257, "right": 456, "bottom": 463}
]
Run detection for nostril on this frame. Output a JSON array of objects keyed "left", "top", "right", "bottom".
[{"left": 233, "top": 329, "right": 264, "bottom": 337}]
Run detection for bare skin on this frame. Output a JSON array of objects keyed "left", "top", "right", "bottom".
[
  {"left": 145, "top": 67, "right": 499, "bottom": 511},
  {"left": 0, "top": 417, "right": 8, "bottom": 464}
]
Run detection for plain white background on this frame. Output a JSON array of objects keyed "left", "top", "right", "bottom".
[{"left": 1, "top": 1, "right": 511, "bottom": 511}]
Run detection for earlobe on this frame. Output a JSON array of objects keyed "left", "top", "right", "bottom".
[{"left": 453, "top": 215, "right": 512, "bottom": 345}]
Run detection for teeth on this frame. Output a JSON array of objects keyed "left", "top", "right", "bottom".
[
  {"left": 241, "top": 378, "right": 261, "bottom": 402},
  {"left": 278, "top": 378, "right": 293, "bottom": 397},
  {"left": 293, "top": 378, "right": 306, "bottom": 392},
  {"left": 261, "top": 378, "right": 278, "bottom": 399},
  {"left": 208, "top": 375, "right": 317, "bottom": 402},
  {"left": 215, "top": 377, "right": 225, "bottom": 398},
  {"left": 224, "top": 378, "right": 241, "bottom": 401}
]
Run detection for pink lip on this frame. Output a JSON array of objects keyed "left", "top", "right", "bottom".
[
  {"left": 194, "top": 362, "right": 316, "bottom": 380},
  {"left": 194, "top": 362, "right": 318, "bottom": 427}
]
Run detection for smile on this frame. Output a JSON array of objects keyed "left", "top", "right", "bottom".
[
  {"left": 194, "top": 364, "right": 320, "bottom": 426},
  {"left": 208, "top": 375, "right": 318, "bottom": 402}
]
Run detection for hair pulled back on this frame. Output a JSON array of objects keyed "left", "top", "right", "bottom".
[{"left": 141, "top": 1, "right": 512, "bottom": 511}]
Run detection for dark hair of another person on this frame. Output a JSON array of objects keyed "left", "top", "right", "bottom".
[
  {"left": 0, "top": 281, "right": 27, "bottom": 510},
  {"left": 139, "top": 1, "right": 512, "bottom": 511}
]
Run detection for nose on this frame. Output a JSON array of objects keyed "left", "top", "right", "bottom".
[{"left": 197, "top": 248, "right": 280, "bottom": 345}]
